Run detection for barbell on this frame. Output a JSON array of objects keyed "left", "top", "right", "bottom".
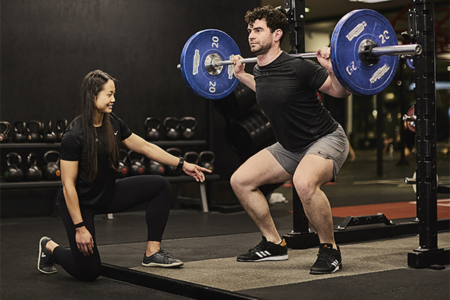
[{"left": 177, "top": 9, "right": 421, "bottom": 100}]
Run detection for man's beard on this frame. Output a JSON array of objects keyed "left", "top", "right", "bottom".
[{"left": 251, "top": 40, "right": 272, "bottom": 56}]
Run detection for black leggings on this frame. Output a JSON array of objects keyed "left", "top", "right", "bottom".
[{"left": 53, "top": 175, "right": 171, "bottom": 281}]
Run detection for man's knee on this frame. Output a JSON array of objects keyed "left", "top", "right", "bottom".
[
  {"left": 293, "top": 176, "right": 316, "bottom": 202},
  {"left": 230, "top": 171, "right": 243, "bottom": 192}
]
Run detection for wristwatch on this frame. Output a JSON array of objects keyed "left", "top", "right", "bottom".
[{"left": 175, "top": 157, "right": 185, "bottom": 173}]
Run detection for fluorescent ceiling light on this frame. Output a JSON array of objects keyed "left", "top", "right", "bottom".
[{"left": 349, "top": 0, "right": 392, "bottom": 3}]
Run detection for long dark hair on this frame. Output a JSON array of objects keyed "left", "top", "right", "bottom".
[{"left": 80, "top": 70, "right": 119, "bottom": 180}]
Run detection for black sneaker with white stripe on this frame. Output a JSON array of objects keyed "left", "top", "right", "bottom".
[
  {"left": 310, "top": 243, "right": 342, "bottom": 274},
  {"left": 37, "top": 236, "right": 57, "bottom": 274},
  {"left": 237, "top": 236, "right": 288, "bottom": 262}
]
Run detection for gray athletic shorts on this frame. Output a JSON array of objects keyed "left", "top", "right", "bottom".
[{"left": 266, "top": 125, "right": 349, "bottom": 181}]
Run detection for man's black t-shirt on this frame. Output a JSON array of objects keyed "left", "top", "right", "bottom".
[
  {"left": 60, "top": 113, "right": 132, "bottom": 207},
  {"left": 254, "top": 52, "right": 338, "bottom": 152}
]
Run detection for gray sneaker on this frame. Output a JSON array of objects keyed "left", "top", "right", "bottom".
[
  {"left": 142, "top": 249, "right": 183, "bottom": 268},
  {"left": 38, "top": 236, "right": 57, "bottom": 274}
]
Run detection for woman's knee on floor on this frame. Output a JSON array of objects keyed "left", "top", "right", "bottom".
[{"left": 76, "top": 260, "right": 102, "bottom": 282}]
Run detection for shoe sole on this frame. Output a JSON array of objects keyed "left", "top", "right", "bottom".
[
  {"left": 237, "top": 254, "right": 288, "bottom": 262},
  {"left": 38, "top": 236, "right": 57, "bottom": 274},
  {"left": 310, "top": 264, "right": 343, "bottom": 275},
  {"left": 142, "top": 261, "right": 184, "bottom": 268}
]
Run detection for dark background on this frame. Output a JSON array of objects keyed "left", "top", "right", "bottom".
[{"left": 1, "top": 0, "right": 262, "bottom": 216}]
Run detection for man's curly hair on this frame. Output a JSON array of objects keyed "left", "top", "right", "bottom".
[{"left": 244, "top": 5, "right": 289, "bottom": 44}]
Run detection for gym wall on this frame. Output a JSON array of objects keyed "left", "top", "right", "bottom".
[{"left": 1, "top": 0, "right": 260, "bottom": 176}]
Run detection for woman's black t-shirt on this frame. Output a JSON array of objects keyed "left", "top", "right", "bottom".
[
  {"left": 254, "top": 52, "right": 338, "bottom": 152},
  {"left": 60, "top": 113, "right": 132, "bottom": 207}
]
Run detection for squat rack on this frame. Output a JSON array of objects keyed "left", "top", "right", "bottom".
[{"left": 281, "top": 0, "right": 450, "bottom": 269}]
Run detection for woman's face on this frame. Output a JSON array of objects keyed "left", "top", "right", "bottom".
[{"left": 94, "top": 79, "right": 115, "bottom": 114}]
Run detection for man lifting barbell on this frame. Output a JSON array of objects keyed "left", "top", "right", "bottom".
[
  {"left": 229, "top": 5, "right": 351, "bottom": 275},
  {"left": 177, "top": 4, "right": 421, "bottom": 274}
]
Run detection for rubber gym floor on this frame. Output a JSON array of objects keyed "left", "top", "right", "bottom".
[{"left": 2, "top": 148, "right": 449, "bottom": 300}]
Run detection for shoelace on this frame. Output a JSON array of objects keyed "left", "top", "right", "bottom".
[
  {"left": 316, "top": 252, "right": 336, "bottom": 264},
  {"left": 159, "top": 249, "right": 174, "bottom": 258},
  {"left": 248, "top": 240, "right": 267, "bottom": 253}
]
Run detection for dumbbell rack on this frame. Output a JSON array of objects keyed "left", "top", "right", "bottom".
[{"left": 0, "top": 140, "right": 220, "bottom": 215}]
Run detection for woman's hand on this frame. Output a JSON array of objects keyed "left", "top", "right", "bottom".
[
  {"left": 182, "top": 162, "right": 212, "bottom": 182},
  {"left": 75, "top": 227, "right": 95, "bottom": 256}
]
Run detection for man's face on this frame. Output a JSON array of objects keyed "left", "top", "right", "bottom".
[{"left": 247, "top": 18, "right": 274, "bottom": 56}]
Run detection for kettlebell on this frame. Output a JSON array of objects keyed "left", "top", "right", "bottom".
[
  {"left": 0, "top": 121, "right": 11, "bottom": 143},
  {"left": 179, "top": 117, "right": 197, "bottom": 140},
  {"left": 24, "top": 152, "right": 42, "bottom": 181},
  {"left": 27, "top": 120, "right": 43, "bottom": 143},
  {"left": 165, "top": 148, "right": 182, "bottom": 176},
  {"left": 43, "top": 150, "right": 61, "bottom": 180},
  {"left": 128, "top": 150, "right": 147, "bottom": 176},
  {"left": 163, "top": 117, "right": 180, "bottom": 140},
  {"left": 56, "top": 119, "right": 68, "bottom": 142},
  {"left": 4, "top": 152, "right": 24, "bottom": 182},
  {"left": 184, "top": 151, "right": 199, "bottom": 164},
  {"left": 144, "top": 117, "right": 161, "bottom": 141},
  {"left": 149, "top": 160, "right": 165, "bottom": 176},
  {"left": 44, "top": 121, "right": 57, "bottom": 143},
  {"left": 117, "top": 149, "right": 130, "bottom": 179},
  {"left": 13, "top": 121, "right": 27, "bottom": 143},
  {"left": 199, "top": 151, "right": 215, "bottom": 172}
]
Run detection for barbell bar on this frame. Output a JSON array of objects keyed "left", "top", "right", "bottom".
[
  {"left": 177, "top": 43, "right": 421, "bottom": 70},
  {"left": 210, "top": 44, "right": 421, "bottom": 68},
  {"left": 178, "top": 9, "right": 422, "bottom": 99}
]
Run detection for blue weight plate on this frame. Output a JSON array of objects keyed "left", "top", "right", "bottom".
[
  {"left": 180, "top": 29, "right": 240, "bottom": 100},
  {"left": 331, "top": 9, "right": 399, "bottom": 96},
  {"left": 406, "top": 58, "right": 415, "bottom": 70}
]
